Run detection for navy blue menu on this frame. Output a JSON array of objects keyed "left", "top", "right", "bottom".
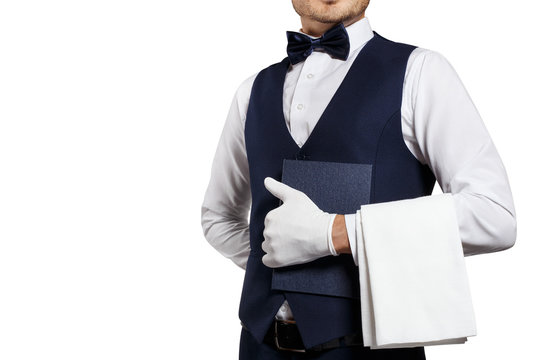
[{"left": 271, "top": 159, "right": 372, "bottom": 299}]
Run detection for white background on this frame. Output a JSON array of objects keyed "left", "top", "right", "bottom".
[{"left": 0, "top": 0, "right": 538, "bottom": 359}]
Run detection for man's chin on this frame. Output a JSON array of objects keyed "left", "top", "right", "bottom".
[{"left": 309, "top": 13, "right": 352, "bottom": 25}]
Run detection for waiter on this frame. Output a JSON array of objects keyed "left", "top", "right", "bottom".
[{"left": 201, "top": 0, "right": 517, "bottom": 358}]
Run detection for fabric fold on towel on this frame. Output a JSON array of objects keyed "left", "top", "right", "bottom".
[{"left": 356, "top": 193, "right": 477, "bottom": 349}]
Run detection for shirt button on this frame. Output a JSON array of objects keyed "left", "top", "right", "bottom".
[
  {"left": 296, "top": 104, "right": 304, "bottom": 110},
  {"left": 306, "top": 73, "right": 314, "bottom": 79},
  {"left": 297, "top": 141, "right": 303, "bottom": 147},
  {"left": 280, "top": 305, "right": 287, "bottom": 312}
]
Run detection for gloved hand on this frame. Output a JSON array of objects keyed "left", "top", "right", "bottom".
[{"left": 261, "top": 177, "right": 338, "bottom": 268}]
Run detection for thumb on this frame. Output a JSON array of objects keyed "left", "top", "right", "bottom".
[{"left": 264, "top": 177, "right": 296, "bottom": 202}]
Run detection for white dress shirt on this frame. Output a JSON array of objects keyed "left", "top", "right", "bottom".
[{"left": 201, "top": 17, "right": 516, "bottom": 323}]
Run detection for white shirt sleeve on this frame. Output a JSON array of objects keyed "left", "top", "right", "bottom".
[
  {"left": 200, "top": 74, "right": 257, "bottom": 269},
  {"left": 352, "top": 48, "right": 517, "bottom": 261}
]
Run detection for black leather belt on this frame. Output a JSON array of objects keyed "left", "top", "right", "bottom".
[{"left": 262, "top": 319, "right": 364, "bottom": 353}]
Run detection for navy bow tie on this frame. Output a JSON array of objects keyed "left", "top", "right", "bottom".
[{"left": 286, "top": 23, "right": 350, "bottom": 65}]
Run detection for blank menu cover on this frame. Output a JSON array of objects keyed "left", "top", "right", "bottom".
[{"left": 271, "top": 159, "right": 372, "bottom": 299}]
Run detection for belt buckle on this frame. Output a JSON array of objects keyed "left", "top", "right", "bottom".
[{"left": 274, "top": 320, "right": 306, "bottom": 353}]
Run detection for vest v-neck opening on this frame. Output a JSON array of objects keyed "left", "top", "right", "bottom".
[{"left": 277, "top": 33, "right": 379, "bottom": 153}]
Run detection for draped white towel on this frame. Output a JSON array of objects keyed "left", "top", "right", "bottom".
[{"left": 356, "top": 193, "right": 477, "bottom": 348}]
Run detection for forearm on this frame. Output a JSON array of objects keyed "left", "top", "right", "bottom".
[
  {"left": 201, "top": 206, "right": 251, "bottom": 269},
  {"left": 332, "top": 186, "right": 517, "bottom": 261}
]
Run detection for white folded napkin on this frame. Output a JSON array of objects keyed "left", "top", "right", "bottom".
[{"left": 356, "top": 193, "right": 476, "bottom": 348}]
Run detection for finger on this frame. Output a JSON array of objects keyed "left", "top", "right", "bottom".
[
  {"left": 261, "top": 238, "right": 269, "bottom": 253},
  {"left": 264, "top": 177, "right": 296, "bottom": 202},
  {"left": 264, "top": 211, "right": 271, "bottom": 229},
  {"left": 262, "top": 254, "right": 270, "bottom": 267},
  {"left": 262, "top": 254, "right": 276, "bottom": 268}
]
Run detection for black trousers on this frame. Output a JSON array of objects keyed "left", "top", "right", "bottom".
[{"left": 239, "top": 327, "right": 426, "bottom": 360}]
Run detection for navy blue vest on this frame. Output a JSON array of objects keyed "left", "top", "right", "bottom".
[{"left": 240, "top": 33, "right": 436, "bottom": 349}]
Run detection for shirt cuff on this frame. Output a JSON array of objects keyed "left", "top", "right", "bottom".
[{"left": 344, "top": 213, "right": 359, "bottom": 265}]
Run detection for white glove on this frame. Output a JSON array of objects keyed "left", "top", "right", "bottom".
[{"left": 261, "top": 177, "right": 338, "bottom": 268}]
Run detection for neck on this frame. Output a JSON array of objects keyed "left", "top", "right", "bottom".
[{"left": 300, "top": 12, "right": 365, "bottom": 37}]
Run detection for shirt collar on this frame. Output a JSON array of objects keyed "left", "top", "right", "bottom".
[{"left": 299, "top": 17, "right": 374, "bottom": 53}]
